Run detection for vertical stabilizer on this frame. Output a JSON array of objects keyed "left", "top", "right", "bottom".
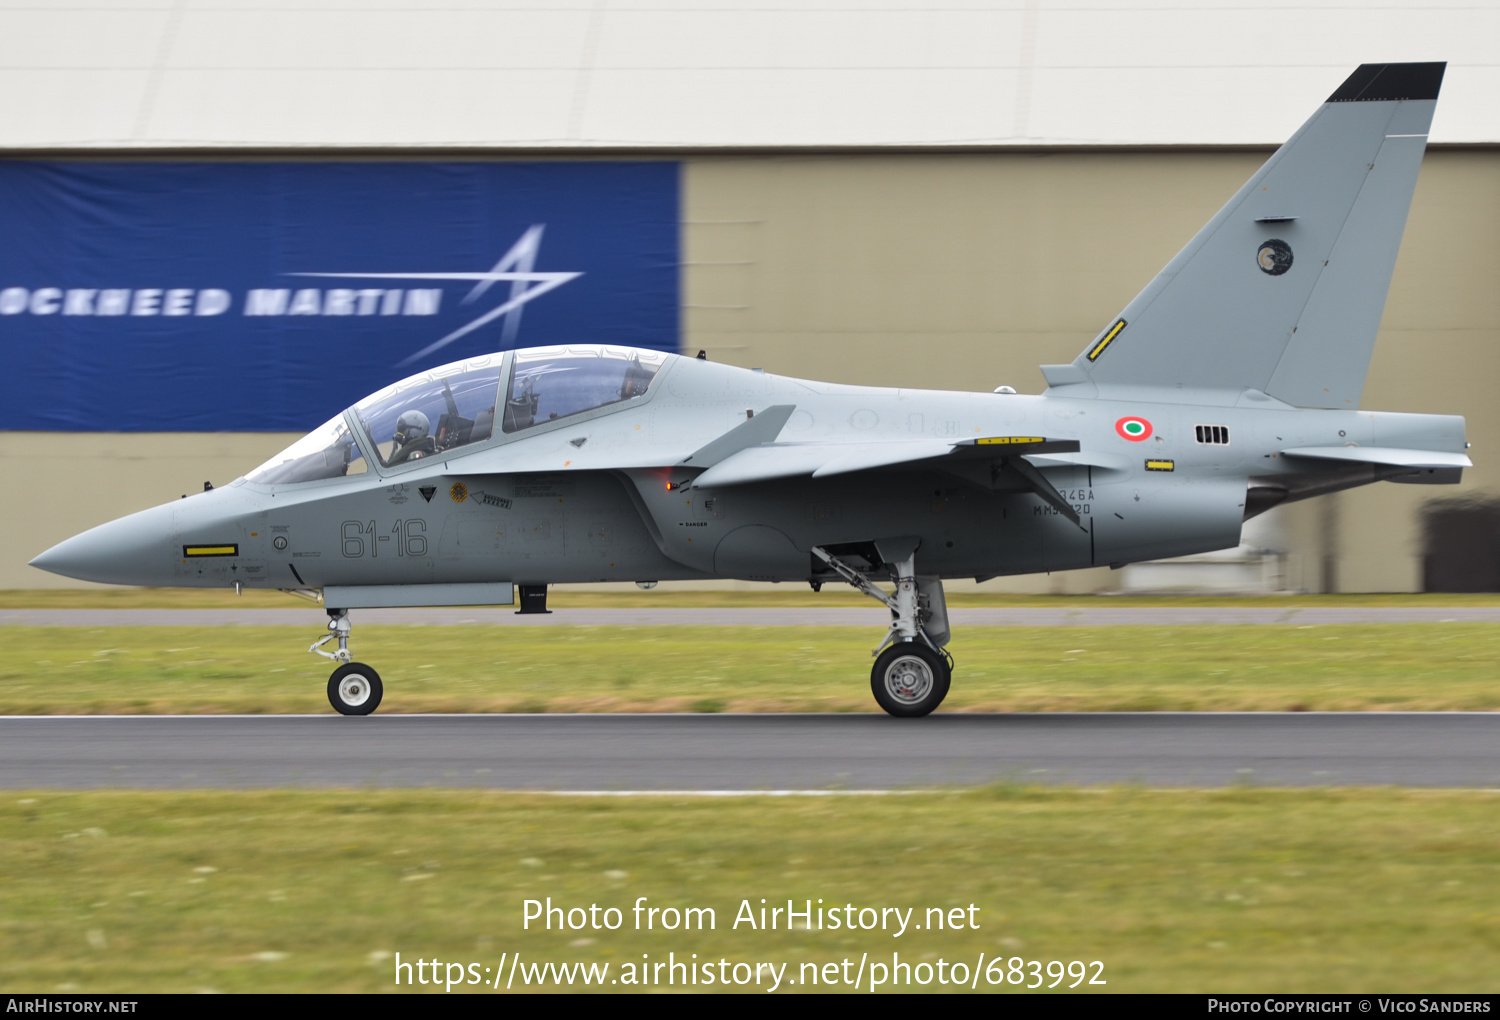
[{"left": 1050, "top": 63, "right": 1444, "bottom": 408}]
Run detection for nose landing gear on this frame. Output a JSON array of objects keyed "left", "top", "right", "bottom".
[
  {"left": 310, "top": 608, "right": 384, "bottom": 716},
  {"left": 326, "top": 661, "right": 383, "bottom": 716}
]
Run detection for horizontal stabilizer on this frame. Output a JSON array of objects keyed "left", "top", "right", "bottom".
[{"left": 1281, "top": 446, "right": 1472, "bottom": 469}]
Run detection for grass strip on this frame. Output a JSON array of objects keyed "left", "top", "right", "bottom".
[
  {"left": 1, "top": 624, "right": 1497, "bottom": 715},
  {"left": 0, "top": 787, "right": 1495, "bottom": 993},
  {"left": 6, "top": 589, "right": 1500, "bottom": 610}
]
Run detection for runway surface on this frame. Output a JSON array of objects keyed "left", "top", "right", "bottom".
[
  {"left": 4, "top": 607, "right": 1499, "bottom": 627},
  {"left": 2, "top": 713, "right": 1495, "bottom": 790}
]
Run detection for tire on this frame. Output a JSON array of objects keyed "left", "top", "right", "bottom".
[
  {"left": 328, "top": 662, "right": 383, "bottom": 716},
  {"left": 870, "top": 642, "right": 950, "bottom": 718}
]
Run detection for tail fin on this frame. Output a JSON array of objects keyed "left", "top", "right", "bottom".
[{"left": 1044, "top": 62, "right": 1444, "bottom": 408}]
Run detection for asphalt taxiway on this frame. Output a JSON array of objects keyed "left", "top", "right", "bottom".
[{"left": 1, "top": 713, "right": 1494, "bottom": 790}]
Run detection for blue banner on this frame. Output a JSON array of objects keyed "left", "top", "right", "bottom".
[{"left": 0, "top": 162, "right": 679, "bottom": 431}]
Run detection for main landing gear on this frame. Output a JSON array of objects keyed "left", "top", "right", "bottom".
[
  {"left": 310, "top": 608, "right": 383, "bottom": 716},
  {"left": 811, "top": 545, "right": 954, "bottom": 718},
  {"left": 870, "top": 642, "right": 951, "bottom": 718}
]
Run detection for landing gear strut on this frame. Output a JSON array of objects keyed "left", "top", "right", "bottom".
[
  {"left": 310, "top": 608, "right": 384, "bottom": 716},
  {"left": 812, "top": 545, "right": 953, "bottom": 718}
]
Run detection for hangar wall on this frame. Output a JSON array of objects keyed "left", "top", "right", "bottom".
[
  {"left": 679, "top": 147, "right": 1500, "bottom": 595},
  {"left": 6, "top": 147, "right": 1497, "bottom": 591}
]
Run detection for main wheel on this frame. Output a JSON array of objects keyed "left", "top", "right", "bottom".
[
  {"left": 870, "top": 642, "right": 951, "bottom": 718},
  {"left": 328, "top": 662, "right": 383, "bottom": 716}
]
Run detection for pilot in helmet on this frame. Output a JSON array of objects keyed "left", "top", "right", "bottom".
[{"left": 389, "top": 409, "right": 436, "bottom": 464}]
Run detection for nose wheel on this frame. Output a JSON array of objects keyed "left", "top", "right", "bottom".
[
  {"left": 327, "top": 662, "right": 383, "bottom": 716},
  {"left": 310, "top": 608, "right": 384, "bottom": 715}
]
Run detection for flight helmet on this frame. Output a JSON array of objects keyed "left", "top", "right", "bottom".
[{"left": 393, "top": 410, "right": 431, "bottom": 447}]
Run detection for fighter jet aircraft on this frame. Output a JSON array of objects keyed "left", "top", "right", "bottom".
[{"left": 32, "top": 62, "right": 1470, "bottom": 717}]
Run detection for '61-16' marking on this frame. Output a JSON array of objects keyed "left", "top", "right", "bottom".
[{"left": 341, "top": 519, "right": 427, "bottom": 558}]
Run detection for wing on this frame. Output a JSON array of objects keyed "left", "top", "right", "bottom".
[
  {"left": 443, "top": 398, "right": 1089, "bottom": 522},
  {"left": 692, "top": 440, "right": 953, "bottom": 486},
  {"left": 691, "top": 436, "right": 1082, "bottom": 487},
  {"left": 692, "top": 436, "right": 1088, "bottom": 526}
]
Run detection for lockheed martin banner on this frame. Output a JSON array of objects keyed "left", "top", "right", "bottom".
[{"left": 0, "top": 162, "right": 678, "bottom": 431}]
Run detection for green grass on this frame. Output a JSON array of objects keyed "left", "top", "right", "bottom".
[
  {"left": 1, "top": 623, "right": 1497, "bottom": 714},
  {"left": 1, "top": 788, "right": 1495, "bottom": 993},
  {"left": 6, "top": 588, "right": 1500, "bottom": 609}
]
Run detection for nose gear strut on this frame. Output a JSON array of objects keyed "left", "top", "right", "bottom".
[
  {"left": 308, "top": 608, "right": 383, "bottom": 715},
  {"left": 310, "top": 608, "right": 352, "bottom": 663}
]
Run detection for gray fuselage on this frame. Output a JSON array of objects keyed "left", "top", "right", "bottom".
[{"left": 35, "top": 349, "right": 1467, "bottom": 593}]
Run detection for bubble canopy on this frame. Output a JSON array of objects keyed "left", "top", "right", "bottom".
[
  {"left": 245, "top": 412, "right": 367, "bottom": 485},
  {"left": 245, "top": 348, "right": 666, "bottom": 485},
  {"left": 355, "top": 356, "right": 504, "bottom": 468},
  {"left": 503, "top": 346, "right": 665, "bottom": 432}
]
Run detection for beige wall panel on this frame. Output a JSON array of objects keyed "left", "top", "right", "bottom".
[
  {"left": 2, "top": 433, "right": 297, "bottom": 590},
  {"left": 1379, "top": 151, "right": 1500, "bottom": 331},
  {"left": 686, "top": 152, "right": 1264, "bottom": 388},
  {"left": 1323, "top": 150, "right": 1500, "bottom": 592},
  {"left": 1335, "top": 342, "right": 1500, "bottom": 591},
  {"left": 685, "top": 150, "right": 1499, "bottom": 592}
]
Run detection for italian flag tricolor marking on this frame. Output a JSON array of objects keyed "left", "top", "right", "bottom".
[{"left": 1115, "top": 416, "right": 1153, "bottom": 441}]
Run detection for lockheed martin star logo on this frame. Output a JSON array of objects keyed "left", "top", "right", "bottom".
[{"left": 289, "top": 224, "right": 582, "bottom": 366}]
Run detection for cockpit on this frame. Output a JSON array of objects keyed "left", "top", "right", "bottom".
[
  {"left": 357, "top": 356, "right": 505, "bottom": 468},
  {"left": 502, "top": 346, "right": 663, "bottom": 432},
  {"left": 245, "top": 346, "right": 667, "bottom": 485}
]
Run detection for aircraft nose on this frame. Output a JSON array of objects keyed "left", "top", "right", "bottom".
[{"left": 29, "top": 502, "right": 180, "bottom": 586}]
